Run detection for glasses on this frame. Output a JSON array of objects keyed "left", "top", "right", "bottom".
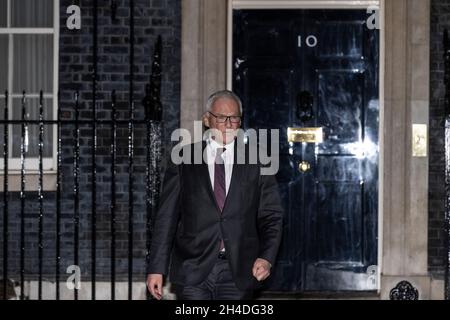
[{"left": 208, "top": 112, "right": 242, "bottom": 124}]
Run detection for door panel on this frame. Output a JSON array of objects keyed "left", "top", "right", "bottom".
[
  {"left": 233, "top": 9, "right": 379, "bottom": 293},
  {"left": 314, "top": 182, "right": 363, "bottom": 263},
  {"left": 318, "top": 71, "right": 363, "bottom": 149}
]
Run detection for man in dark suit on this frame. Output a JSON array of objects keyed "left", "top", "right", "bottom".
[{"left": 146, "top": 90, "right": 283, "bottom": 300}]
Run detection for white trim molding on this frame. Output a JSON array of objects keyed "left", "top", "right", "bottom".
[
  {"left": 0, "top": 28, "right": 54, "bottom": 34},
  {"left": 232, "top": 0, "right": 379, "bottom": 9}
]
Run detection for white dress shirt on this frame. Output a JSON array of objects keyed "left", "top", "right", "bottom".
[{"left": 206, "top": 138, "right": 235, "bottom": 195}]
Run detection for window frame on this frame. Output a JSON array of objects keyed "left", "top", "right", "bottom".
[{"left": 0, "top": 0, "right": 59, "bottom": 173}]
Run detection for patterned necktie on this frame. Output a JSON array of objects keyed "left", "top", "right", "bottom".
[{"left": 214, "top": 148, "right": 226, "bottom": 251}]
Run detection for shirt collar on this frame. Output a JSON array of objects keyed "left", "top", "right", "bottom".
[{"left": 207, "top": 137, "right": 235, "bottom": 151}]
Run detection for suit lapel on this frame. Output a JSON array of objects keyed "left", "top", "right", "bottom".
[
  {"left": 198, "top": 141, "right": 220, "bottom": 212},
  {"left": 222, "top": 161, "right": 242, "bottom": 215},
  {"left": 221, "top": 140, "right": 244, "bottom": 216}
]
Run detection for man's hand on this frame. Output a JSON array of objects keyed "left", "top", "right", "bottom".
[
  {"left": 147, "top": 274, "right": 163, "bottom": 300},
  {"left": 252, "top": 258, "right": 272, "bottom": 281}
]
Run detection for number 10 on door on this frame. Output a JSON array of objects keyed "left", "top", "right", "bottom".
[{"left": 298, "top": 35, "right": 318, "bottom": 48}]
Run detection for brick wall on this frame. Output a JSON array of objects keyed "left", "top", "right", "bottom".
[
  {"left": 0, "top": 0, "right": 180, "bottom": 283},
  {"left": 430, "top": 0, "right": 448, "bottom": 276}
]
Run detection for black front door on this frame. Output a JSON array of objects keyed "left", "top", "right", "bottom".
[{"left": 233, "top": 9, "right": 379, "bottom": 292}]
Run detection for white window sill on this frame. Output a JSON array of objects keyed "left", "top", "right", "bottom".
[{"left": 0, "top": 171, "right": 57, "bottom": 192}]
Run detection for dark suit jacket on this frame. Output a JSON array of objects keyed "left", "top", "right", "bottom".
[{"left": 147, "top": 140, "right": 283, "bottom": 291}]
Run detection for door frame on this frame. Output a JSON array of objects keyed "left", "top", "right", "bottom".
[
  {"left": 226, "top": 0, "right": 384, "bottom": 293},
  {"left": 181, "top": 0, "right": 435, "bottom": 299}
]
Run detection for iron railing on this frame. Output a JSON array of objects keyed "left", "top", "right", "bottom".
[
  {"left": 0, "top": 87, "right": 162, "bottom": 300},
  {"left": 0, "top": 0, "right": 163, "bottom": 299}
]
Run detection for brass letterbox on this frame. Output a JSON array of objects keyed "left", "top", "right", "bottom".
[{"left": 287, "top": 127, "right": 323, "bottom": 143}]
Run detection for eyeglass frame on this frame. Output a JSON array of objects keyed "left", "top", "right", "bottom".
[{"left": 208, "top": 111, "right": 242, "bottom": 124}]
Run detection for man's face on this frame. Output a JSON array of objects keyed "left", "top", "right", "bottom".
[{"left": 204, "top": 97, "right": 241, "bottom": 145}]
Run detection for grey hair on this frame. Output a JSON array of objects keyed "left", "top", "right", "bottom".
[{"left": 205, "top": 90, "right": 243, "bottom": 115}]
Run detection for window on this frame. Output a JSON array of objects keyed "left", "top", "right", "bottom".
[{"left": 0, "top": 0, "right": 59, "bottom": 172}]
